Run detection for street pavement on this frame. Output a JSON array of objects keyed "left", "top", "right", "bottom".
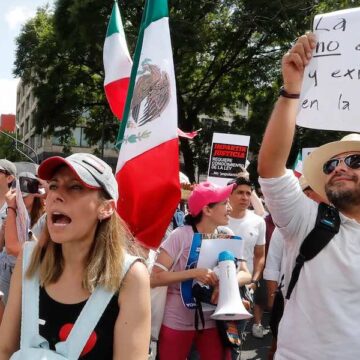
[
  {"left": 240, "top": 312, "right": 272, "bottom": 360},
  {"left": 149, "top": 312, "right": 273, "bottom": 359}
]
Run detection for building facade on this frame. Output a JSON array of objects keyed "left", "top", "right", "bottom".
[{"left": 16, "top": 80, "right": 119, "bottom": 168}]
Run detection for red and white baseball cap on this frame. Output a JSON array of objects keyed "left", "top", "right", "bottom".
[{"left": 38, "top": 153, "right": 118, "bottom": 203}]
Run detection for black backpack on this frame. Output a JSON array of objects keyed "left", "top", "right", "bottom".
[{"left": 269, "top": 202, "right": 340, "bottom": 338}]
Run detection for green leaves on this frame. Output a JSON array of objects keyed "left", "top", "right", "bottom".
[{"left": 13, "top": 0, "right": 360, "bottom": 178}]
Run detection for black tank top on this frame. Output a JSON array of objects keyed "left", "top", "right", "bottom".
[{"left": 39, "top": 286, "right": 119, "bottom": 359}]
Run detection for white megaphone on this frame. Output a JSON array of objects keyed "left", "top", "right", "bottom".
[{"left": 211, "top": 251, "right": 252, "bottom": 321}]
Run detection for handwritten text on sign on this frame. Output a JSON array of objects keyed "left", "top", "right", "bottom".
[{"left": 297, "top": 8, "right": 360, "bottom": 131}]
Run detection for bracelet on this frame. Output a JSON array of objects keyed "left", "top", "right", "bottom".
[
  {"left": 6, "top": 206, "right": 17, "bottom": 215},
  {"left": 279, "top": 86, "right": 300, "bottom": 99}
]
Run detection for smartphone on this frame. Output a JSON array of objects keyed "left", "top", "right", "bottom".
[{"left": 19, "top": 177, "right": 40, "bottom": 194}]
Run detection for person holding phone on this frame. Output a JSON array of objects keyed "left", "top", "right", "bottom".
[
  {"left": 0, "top": 172, "right": 45, "bottom": 304},
  {"left": 0, "top": 160, "right": 17, "bottom": 322}
]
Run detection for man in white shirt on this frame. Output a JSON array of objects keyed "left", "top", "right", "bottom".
[
  {"left": 258, "top": 32, "right": 360, "bottom": 359},
  {"left": 264, "top": 176, "right": 326, "bottom": 307},
  {"left": 227, "top": 175, "right": 266, "bottom": 338}
]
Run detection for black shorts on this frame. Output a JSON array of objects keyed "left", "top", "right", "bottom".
[{"left": 254, "top": 278, "right": 267, "bottom": 307}]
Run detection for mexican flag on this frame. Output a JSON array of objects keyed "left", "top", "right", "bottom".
[
  {"left": 103, "top": 1, "right": 132, "bottom": 120},
  {"left": 293, "top": 151, "right": 303, "bottom": 178},
  {"left": 115, "top": 0, "right": 180, "bottom": 250}
]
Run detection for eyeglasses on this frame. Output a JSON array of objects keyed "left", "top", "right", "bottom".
[
  {"left": 0, "top": 170, "right": 9, "bottom": 176},
  {"left": 323, "top": 154, "right": 360, "bottom": 175}
]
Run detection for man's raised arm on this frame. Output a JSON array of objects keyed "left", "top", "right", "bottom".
[{"left": 258, "top": 33, "right": 316, "bottom": 178}]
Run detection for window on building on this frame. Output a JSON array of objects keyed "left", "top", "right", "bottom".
[
  {"left": 80, "top": 128, "right": 89, "bottom": 147},
  {"left": 52, "top": 127, "right": 90, "bottom": 147},
  {"left": 29, "top": 135, "right": 35, "bottom": 150},
  {"left": 26, "top": 95, "right": 30, "bottom": 112},
  {"left": 24, "top": 117, "right": 29, "bottom": 135},
  {"left": 36, "top": 134, "right": 42, "bottom": 148}
]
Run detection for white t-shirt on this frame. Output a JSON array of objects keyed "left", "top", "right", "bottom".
[
  {"left": 228, "top": 210, "right": 266, "bottom": 275},
  {"left": 260, "top": 170, "right": 360, "bottom": 360},
  {"left": 263, "top": 228, "right": 284, "bottom": 283}
]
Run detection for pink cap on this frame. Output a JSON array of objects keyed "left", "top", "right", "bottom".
[{"left": 188, "top": 181, "right": 234, "bottom": 216}]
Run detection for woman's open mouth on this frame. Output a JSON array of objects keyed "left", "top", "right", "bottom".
[{"left": 51, "top": 212, "right": 72, "bottom": 226}]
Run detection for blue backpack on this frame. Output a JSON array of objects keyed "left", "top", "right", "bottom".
[{"left": 11, "top": 242, "right": 139, "bottom": 360}]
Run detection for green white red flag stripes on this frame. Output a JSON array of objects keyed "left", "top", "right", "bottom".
[
  {"left": 115, "top": 0, "right": 180, "bottom": 250},
  {"left": 293, "top": 151, "right": 303, "bottom": 178},
  {"left": 103, "top": 1, "right": 132, "bottom": 120}
]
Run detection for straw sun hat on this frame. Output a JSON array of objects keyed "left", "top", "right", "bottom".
[{"left": 303, "top": 133, "right": 360, "bottom": 201}]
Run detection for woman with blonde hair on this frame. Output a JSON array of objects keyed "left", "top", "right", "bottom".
[{"left": 0, "top": 153, "right": 150, "bottom": 359}]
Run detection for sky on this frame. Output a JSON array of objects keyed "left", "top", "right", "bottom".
[{"left": 0, "top": 0, "right": 54, "bottom": 115}]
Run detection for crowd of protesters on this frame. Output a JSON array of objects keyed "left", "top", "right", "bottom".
[{"left": 0, "top": 30, "right": 359, "bottom": 360}]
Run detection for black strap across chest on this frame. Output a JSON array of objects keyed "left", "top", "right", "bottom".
[{"left": 285, "top": 203, "right": 340, "bottom": 300}]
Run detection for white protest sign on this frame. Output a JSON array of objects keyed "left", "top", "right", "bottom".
[
  {"left": 195, "top": 237, "right": 244, "bottom": 312},
  {"left": 207, "top": 133, "right": 250, "bottom": 186},
  {"left": 297, "top": 7, "right": 360, "bottom": 131},
  {"left": 196, "top": 238, "right": 244, "bottom": 270}
]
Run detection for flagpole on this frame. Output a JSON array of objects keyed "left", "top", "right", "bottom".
[{"left": 115, "top": 0, "right": 149, "bottom": 151}]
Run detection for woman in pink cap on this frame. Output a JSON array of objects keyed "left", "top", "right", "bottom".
[
  {"left": 151, "top": 181, "right": 251, "bottom": 360},
  {"left": 0, "top": 153, "right": 150, "bottom": 359}
]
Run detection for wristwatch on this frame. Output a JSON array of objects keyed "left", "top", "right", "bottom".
[
  {"left": 6, "top": 206, "right": 16, "bottom": 215},
  {"left": 279, "top": 86, "right": 300, "bottom": 99}
]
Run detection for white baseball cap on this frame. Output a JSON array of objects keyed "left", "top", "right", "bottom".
[{"left": 38, "top": 153, "right": 118, "bottom": 203}]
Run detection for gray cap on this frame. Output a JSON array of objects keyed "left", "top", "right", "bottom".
[
  {"left": 37, "top": 153, "right": 118, "bottom": 203},
  {"left": 0, "top": 159, "right": 17, "bottom": 177}
]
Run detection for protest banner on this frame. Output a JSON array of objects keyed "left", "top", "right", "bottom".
[
  {"left": 207, "top": 133, "right": 250, "bottom": 186},
  {"left": 297, "top": 7, "right": 360, "bottom": 131}
]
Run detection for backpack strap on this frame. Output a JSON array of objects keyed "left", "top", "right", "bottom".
[
  {"left": 55, "top": 254, "right": 141, "bottom": 359},
  {"left": 286, "top": 203, "right": 340, "bottom": 300},
  {"left": 20, "top": 242, "right": 47, "bottom": 349}
]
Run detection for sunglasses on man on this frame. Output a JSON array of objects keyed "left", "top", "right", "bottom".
[{"left": 323, "top": 154, "right": 360, "bottom": 175}]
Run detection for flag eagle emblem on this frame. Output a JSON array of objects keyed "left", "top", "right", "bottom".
[{"left": 130, "top": 59, "right": 171, "bottom": 126}]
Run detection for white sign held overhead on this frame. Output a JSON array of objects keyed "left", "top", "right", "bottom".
[
  {"left": 207, "top": 133, "right": 250, "bottom": 187},
  {"left": 297, "top": 7, "right": 360, "bottom": 131}
]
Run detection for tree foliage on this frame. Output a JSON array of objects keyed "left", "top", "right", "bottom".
[
  {"left": 13, "top": 0, "right": 360, "bottom": 180},
  {"left": 0, "top": 133, "right": 29, "bottom": 162}
]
